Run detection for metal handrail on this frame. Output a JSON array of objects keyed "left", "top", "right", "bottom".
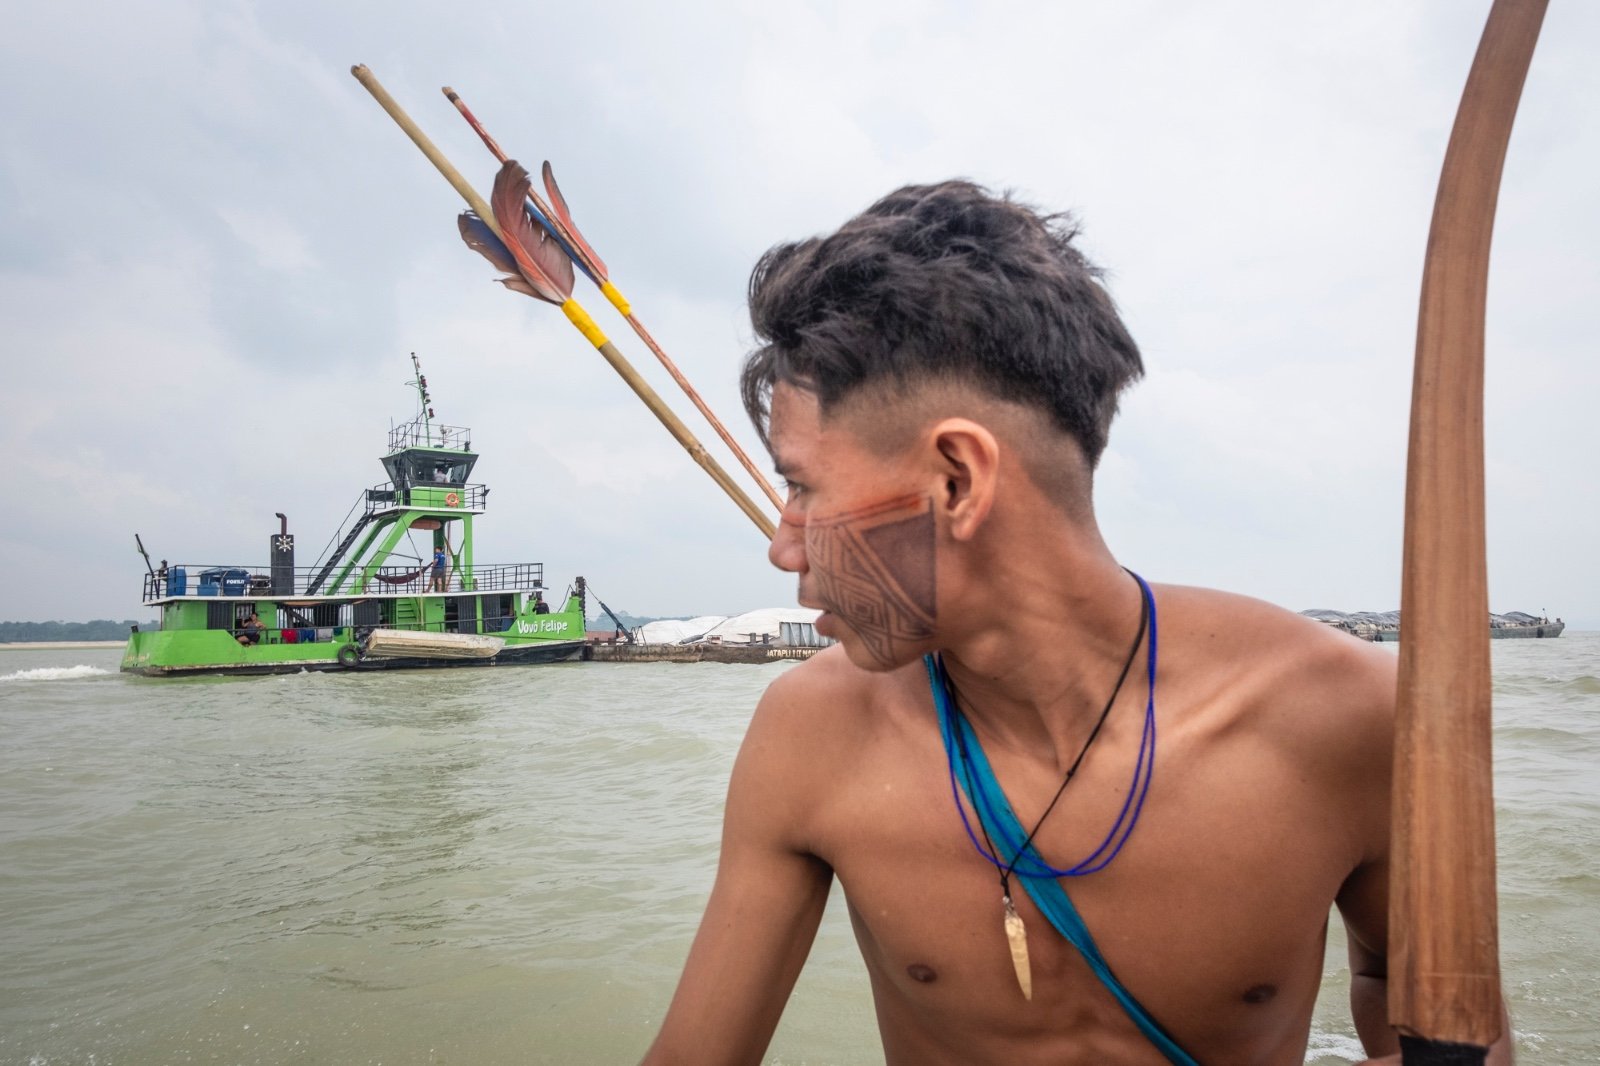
[
  {"left": 143, "top": 562, "right": 545, "bottom": 601},
  {"left": 387, "top": 420, "right": 473, "bottom": 452},
  {"left": 363, "top": 481, "right": 487, "bottom": 514}
]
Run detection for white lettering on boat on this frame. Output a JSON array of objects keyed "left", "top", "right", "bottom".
[{"left": 516, "top": 619, "right": 571, "bottom": 635}]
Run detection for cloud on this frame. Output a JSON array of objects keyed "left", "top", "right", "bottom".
[{"left": 1, "top": 0, "right": 1595, "bottom": 626}]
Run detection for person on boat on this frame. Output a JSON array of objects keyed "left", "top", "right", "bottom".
[
  {"left": 236, "top": 612, "right": 263, "bottom": 646},
  {"left": 430, "top": 545, "right": 448, "bottom": 593},
  {"left": 533, "top": 592, "right": 550, "bottom": 615},
  {"left": 641, "top": 182, "right": 1511, "bottom": 1064}
]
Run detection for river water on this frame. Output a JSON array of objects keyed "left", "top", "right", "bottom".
[{"left": 2, "top": 634, "right": 1596, "bottom": 1064}]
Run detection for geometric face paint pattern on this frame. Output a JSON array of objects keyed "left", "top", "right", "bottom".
[{"left": 805, "top": 494, "right": 937, "bottom": 667}]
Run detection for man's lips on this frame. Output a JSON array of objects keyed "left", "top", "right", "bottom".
[{"left": 797, "top": 592, "right": 832, "bottom": 625}]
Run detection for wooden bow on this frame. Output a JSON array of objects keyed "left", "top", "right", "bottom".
[{"left": 1391, "top": 0, "right": 1546, "bottom": 1059}]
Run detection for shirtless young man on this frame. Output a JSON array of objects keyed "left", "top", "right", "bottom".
[{"left": 641, "top": 182, "right": 1508, "bottom": 1064}]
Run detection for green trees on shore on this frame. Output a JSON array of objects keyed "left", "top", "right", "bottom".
[{"left": 1, "top": 620, "right": 154, "bottom": 643}]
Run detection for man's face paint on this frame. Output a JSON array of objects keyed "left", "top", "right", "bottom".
[{"left": 803, "top": 494, "right": 937, "bottom": 668}]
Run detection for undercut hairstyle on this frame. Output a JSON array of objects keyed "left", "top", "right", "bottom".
[{"left": 741, "top": 180, "right": 1143, "bottom": 466}]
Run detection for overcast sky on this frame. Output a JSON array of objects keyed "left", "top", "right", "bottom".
[{"left": 2, "top": 0, "right": 1594, "bottom": 627}]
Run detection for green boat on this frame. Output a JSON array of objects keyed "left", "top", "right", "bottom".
[{"left": 122, "top": 358, "right": 587, "bottom": 676}]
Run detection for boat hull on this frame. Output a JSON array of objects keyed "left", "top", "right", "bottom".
[
  {"left": 1489, "top": 621, "right": 1565, "bottom": 639},
  {"left": 121, "top": 632, "right": 585, "bottom": 677}
]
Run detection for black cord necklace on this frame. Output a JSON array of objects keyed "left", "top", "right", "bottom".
[{"left": 944, "top": 569, "right": 1149, "bottom": 997}]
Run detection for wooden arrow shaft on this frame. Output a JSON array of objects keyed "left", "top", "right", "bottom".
[{"left": 1391, "top": 0, "right": 1546, "bottom": 1049}]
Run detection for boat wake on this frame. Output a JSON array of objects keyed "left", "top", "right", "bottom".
[
  {"left": 0, "top": 664, "right": 113, "bottom": 683},
  {"left": 1304, "top": 1030, "right": 1367, "bottom": 1063}
]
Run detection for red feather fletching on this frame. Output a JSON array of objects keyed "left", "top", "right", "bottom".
[
  {"left": 542, "top": 161, "right": 609, "bottom": 282},
  {"left": 490, "top": 160, "right": 574, "bottom": 304}
]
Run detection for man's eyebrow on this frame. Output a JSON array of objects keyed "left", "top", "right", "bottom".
[{"left": 772, "top": 454, "right": 798, "bottom": 479}]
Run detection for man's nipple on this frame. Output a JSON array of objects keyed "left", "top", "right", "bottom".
[
  {"left": 1242, "top": 983, "right": 1277, "bottom": 1004},
  {"left": 906, "top": 963, "right": 938, "bottom": 984}
]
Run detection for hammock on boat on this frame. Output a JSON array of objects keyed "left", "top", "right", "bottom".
[{"left": 373, "top": 565, "right": 429, "bottom": 585}]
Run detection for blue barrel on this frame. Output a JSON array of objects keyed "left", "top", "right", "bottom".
[
  {"left": 221, "top": 568, "right": 249, "bottom": 595},
  {"left": 166, "top": 567, "right": 186, "bottom": 596}
]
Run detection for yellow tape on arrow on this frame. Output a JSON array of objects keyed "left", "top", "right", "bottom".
[
  {"left": 561, "top": 300, "right": 609, "bottom": 349},
  {"left": 599, "top": 280, "right": 632, "bottom": 317}
]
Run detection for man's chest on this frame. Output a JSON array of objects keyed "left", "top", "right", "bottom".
[{"left": 803, "top": 723, "right": 1354, "bottom": 1058}]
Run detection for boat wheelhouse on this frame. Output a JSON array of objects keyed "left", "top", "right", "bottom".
[{"left": 122, "top": 358, "right": 586, "bottom": 676}]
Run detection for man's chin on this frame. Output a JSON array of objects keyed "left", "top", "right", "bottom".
[
  {"left": 817, "top": 616, "right": 923, "bottom": 673},
  {"left": 838, "top": 643, "right": 908, "bottom": 673}
]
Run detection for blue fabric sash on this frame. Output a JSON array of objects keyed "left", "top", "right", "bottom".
[{"left": 924, "top": 578, "right": 1199, "bottom": 1065}]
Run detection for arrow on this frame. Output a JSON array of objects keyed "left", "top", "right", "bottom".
[
  {"left": 349, "top": 65, "right": 775, "bottom": 540},
  {"left": 441, "top": 86, "right": 784, "bottom": 512}
]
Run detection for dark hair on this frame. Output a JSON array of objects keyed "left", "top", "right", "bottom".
[{"left": 741, "top": 180, "right": 1142, "bottom": 465}]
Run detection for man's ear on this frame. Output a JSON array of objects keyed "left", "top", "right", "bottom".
[{"left": 929, "top": 418, "right": 999, "bottom": 541}]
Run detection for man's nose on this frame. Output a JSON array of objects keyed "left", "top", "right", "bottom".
[{"left": 768, "top": 516, "right": 808, "bottom": 573}]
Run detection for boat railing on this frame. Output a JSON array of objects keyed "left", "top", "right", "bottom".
[
  {"left": 388, "top": 420, "right": 472, "bottom": 452},
  {"left": 465, "top": 563, "right": 546, "bottom": 591},
  {"left": 363, "top": 481, "right": 488, "bottom": 513},
  {"left": 144, "top": 561, "right": 545, "bottom": 601}
]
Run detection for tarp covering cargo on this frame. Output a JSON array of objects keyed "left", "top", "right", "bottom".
[
  {"left": 635, "top": 615, "right": 726, "bottom": 645},
  {"left": 700, "top": 608, "right": 824, "bottom": 646}
]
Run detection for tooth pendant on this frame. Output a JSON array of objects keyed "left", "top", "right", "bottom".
[{"left": 1003, "top": 894, "right": 1032, "bottom": 1000}]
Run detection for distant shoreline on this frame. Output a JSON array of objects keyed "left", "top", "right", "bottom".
[{"left": 0, "top": 641, "right": 124, "bottom": 650}]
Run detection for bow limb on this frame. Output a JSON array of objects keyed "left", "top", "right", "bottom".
[{"left": 1392, "top": 0, "right": 1546, "bottom": 1059}]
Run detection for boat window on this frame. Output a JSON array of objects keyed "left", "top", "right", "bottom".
[
  {"left": 276, "top": 603, "right": 352, "bottom": 631},
  {"left": 447, "top": 595, "right": 478, "bottom": 634},
  {"left": 384, "top": 450, "right": 476, "bottom": 489},
  {"left": 484, "top": 594, "right": 515, "bottom": 632},
  {"left": 420, "top": 457, "right": 470, "bottom": 484}
]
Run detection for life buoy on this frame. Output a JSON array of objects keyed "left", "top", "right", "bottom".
[
  {"left": 337, "top": 644, "right": 361, "bottom": 668},
  {"left": 444, "top": 492, "right": 461, "bottom": 508}
]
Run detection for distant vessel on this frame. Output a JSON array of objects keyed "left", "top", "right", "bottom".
[
  {"left": 122, "top": 357, "right": 587, "bottom": 677},
  {"left": 1302, "top": 609, "right": 1565, "bottom": 642}
]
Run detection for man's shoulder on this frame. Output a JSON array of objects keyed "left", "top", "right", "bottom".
[
  {"left": 1152, "top": 585, "right": 1395, "bottom": 871},
  {"left": 1156, "top": 583, "right": 1397, "bottom": 746},
  {"left": 731, "top": 649, "right": 931, "bottom": 853},
  {"left": 755, "top": 645, "right": 928, "bottom": 737},
  {"left": 1159, "top": 583, "right": 1395, "bottom": 676}
]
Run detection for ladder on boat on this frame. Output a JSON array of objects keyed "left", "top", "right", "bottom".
[
  {"left": 306, "top": 511, "right": 376, "bottom": 595},
  {"left": 392, "top": 598, "right": 422, "bottom": 631}
]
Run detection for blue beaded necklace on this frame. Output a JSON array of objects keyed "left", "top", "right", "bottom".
[
  {"left": 924, "top": 573, "right": 1192, "bottom": 1056},
  {"left": 934, "top": 570, "right": 1157, "bottom": 889}
]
